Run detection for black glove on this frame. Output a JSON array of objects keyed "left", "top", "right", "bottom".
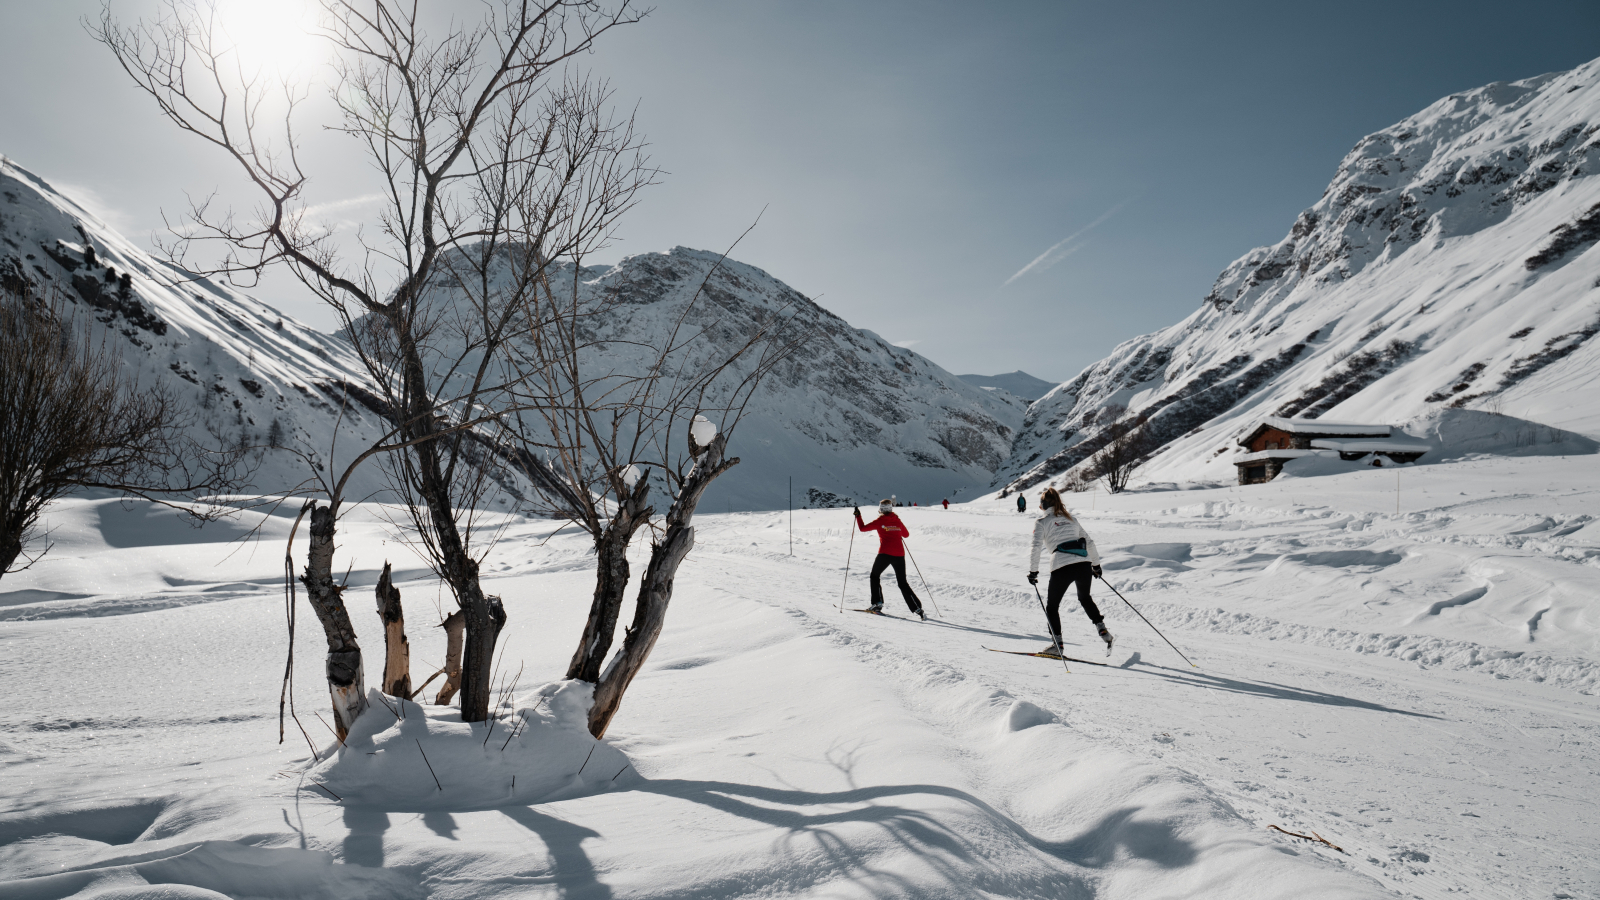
[
  {"left": 1027, "top": 571, "right": 1038, "bottom": 585},
  {"left": 853, "top": 506, "right": 861, "bottom": 518},
  {"left": 1091, "top": 565, "right": 1103, "bottom": 578}
]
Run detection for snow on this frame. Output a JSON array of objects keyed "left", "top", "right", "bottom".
[
  {"left": 313, "top": 682, "right": 631, "bottom": 812},
  {"left": 689, "top": 414, "right": 718, "bottom": 450},
  {"left": 1308, "top": 440, "right": 1432, "bottom": 453},
  {"left": 3, "top": 451, "right": 1597, "bottom": 898},
  {"left": 1235, "top": 448, "right": 1321, "bottom": 463},
  {"left": 1265, "top": 419, "right": 1391, "bottom": 437}
]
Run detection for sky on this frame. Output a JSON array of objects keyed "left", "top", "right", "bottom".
[{"left": 3, "top": 1, "right": 1599, "bottom": 383}]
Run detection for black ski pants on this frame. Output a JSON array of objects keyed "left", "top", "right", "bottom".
[
  {"left": 1046, "top": 561, "right": 1102, "bottom": 640},
  {"left": 870, "top": 553, "right": 922, "bottom": 613}
]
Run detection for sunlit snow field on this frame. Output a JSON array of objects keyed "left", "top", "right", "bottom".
[{"left": 2, "top": 454, "right": 1597, "bottom": 899}]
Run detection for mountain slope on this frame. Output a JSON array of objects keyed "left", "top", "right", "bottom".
[
  {"left": 957, "top": 370, "right": 1057, "bottom": 402},
  {"left": 2, "top": 159, "right": 1021, "bottom": 512},
  {"left": 0, "top": 158, "right": 430, "bottom": 506},
  {"left": 998, "top": 57, "right": 1600, "bottom": 492},
  {"left": 410, "top": 246, "right": 1027, "bottom": 511}
]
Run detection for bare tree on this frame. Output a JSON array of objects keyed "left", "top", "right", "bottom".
[
  {"left": 1083, "top": 404, "right": 1153, "bottom": 494},
  {"left": 0, "top": 288, "right": 244, "bottom": 578},
  {"left": 500, "top": 249, "right": 803, "bottom": 737},
  {"left": 94, "top": 0, "right": 653, "bottom": 723}
]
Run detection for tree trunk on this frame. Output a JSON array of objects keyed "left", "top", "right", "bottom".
[
  {"left": 458, "top": 589, "right": 507, "bottom": 719},
  {"left": 435, "top": 610, "right": 466, "bottom": 705},
  {"left": 375, "top": 562, "right": 410, "bottom": 698},
  {"left": 389, "top": 306, "right": 502, "bottom": 721},
  {"left": 299, "top": 503, "right": 366, "bottom": 741},
  {"left": 589, "top": 435, "right": 737, "bottom": 738},
  {"left": 567, "top": 479, "right": 652, "bottom": 683},
  {"left": 0, "top": 527, "right": 21, "bottom": 578}
]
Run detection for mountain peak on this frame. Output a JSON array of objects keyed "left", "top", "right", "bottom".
[{"left": 997, "top": 55, "right": 1600, "bottom": 493}]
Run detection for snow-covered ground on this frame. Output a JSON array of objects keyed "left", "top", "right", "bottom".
[{"left": 2, "top": 453, "right": 1597, "bottom": 898}]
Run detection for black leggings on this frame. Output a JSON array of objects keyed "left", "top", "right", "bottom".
[
  {"left": 870, "top": 553, "right": 922, "bottom": 613},
  {"left": 1046, "top": 562, "right": 1102, "bottom": 639}
]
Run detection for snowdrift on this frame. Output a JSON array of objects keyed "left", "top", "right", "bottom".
[{"left": 312, "top": 682, "right": 633, "bottom": 812}]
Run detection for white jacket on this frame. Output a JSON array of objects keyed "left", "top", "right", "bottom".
[{"left": 1029, "top": 513, "right": 1100, "bottom": 573}]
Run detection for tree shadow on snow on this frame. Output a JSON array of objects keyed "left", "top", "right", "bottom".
[
  {"left": 1129, "top": 662, "right": 1441, "bottom": 718},
  {"left": 485, "top": 775, "right": 1193, "bottom": 899},
  {"left": 606, "top": 777, "right": 1191, "bottom": 899},
  {"left": 500, "top": 805, "right": 614, "bottom": 900}
]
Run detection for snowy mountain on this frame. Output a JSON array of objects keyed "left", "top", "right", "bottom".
[
  {"left": 956, "top": 370, "right": 1057, "bottom": 402},
  {"left": 0, "top": 158, "right": 406, "bottom": 505},
  {"left": 1, "top": 159, "right": 1021, "bottom": 512},
  {"left": 998, "top": 57, "right": 1600, "bottom": 493},
  {"left": 405, "top": 246, "right": 1027, "bottom": 511}
]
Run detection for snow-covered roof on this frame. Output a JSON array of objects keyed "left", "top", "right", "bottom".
[
  {"left": 1262, "top": 417, "right": 1391, "bottom": 437},
  {"left": 1310, "top": 439, "right": 1431, "bottom": 454},
  {"left": 1234, "top": 448, "right": 1320, "bottom": 464}
]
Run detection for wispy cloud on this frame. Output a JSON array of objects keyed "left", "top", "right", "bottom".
[
  {"left": 303, "top": 193, "right": 385, "bottom": 227},
  {"left": 1002, "top": 199, "right": 1132, "bottom": 287},
  {"left": 53, "top": 181, "right": 140, "bottom": 235},
  {"left": 892, "top": 339, "right": 921, "bottom": 348}
]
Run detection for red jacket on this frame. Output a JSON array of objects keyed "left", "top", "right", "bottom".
[{"left": 857, "top": 512, "right": 909, "bottom": 556}]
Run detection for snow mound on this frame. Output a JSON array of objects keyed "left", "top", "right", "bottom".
[
  {"left": 1275, "top": 453, "right": 1417, "bottom": 480},
  {"left": 0, "top": 840, "right": 421, "bottom": 900},
  {"left": 1401, "top": 408, "right": 1600, "bottom": 460},
  {"left": 310, "top": 680, "right": 632, "bottom": 811}
]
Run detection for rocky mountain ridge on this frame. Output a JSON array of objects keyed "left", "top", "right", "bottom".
[
  {"left": 996, "top": 56, "right": 1600, "bottom": 492},
  {"left": 1, "top": 158, "right": 1022, "bottom": 512}
]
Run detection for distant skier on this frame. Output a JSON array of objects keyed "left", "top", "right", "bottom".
[
  {"left": 1016, "top": 494, "right": 1026, "bottom": 513},
  {"left": 854, "top": 500, "right": 926, "bottom": 619},
  {"left": 942, "top": 498, "right": 949, "bottom": 510},
  {"left": 1027, "top": 487, "right": 1113, "bottom": 655}
]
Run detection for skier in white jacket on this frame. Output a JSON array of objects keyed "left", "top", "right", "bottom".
[{"left": 1028, "top": 487, "right": 1113, "bottom": 654}]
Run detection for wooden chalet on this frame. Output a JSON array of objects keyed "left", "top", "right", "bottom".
[{"left": 1235, "top": 416, "right": 1430, "bottom": 484}]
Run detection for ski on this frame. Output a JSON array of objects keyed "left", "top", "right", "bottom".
[
  {"left": 850, "top": 607, "right": 926, "bottom": 621},
  {"left": 983, "top": 646, "right": 1118, "bottom": 668}
]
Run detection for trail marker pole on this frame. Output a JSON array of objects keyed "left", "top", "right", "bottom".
[
  {"left": 1096, "top": 574, "right": 1198, "bottom": 668},
  {"left": 789, "top": 476, "right": 793, "bottom": 556}
]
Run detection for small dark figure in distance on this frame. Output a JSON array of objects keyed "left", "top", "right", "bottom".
[
  {"left": 1027, "top": 487, "right": 1113, "bottom": 655},
  {"left": 854, "top": 500, "right": 925, "bottom": 620},
  {"left": 1017, "top": 494, "right": 1026, "bottom": 513}
]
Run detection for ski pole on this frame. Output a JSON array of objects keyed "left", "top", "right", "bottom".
[
  {"left": 1096, "top": 574, "right": 1197, "bottom": 668},
  {"left": 838, "top": 520, "right": 856, "bottom": 613},
  {"left": 903, "top": 542, "right": 942, "bottom": 618},
  {"left": 1030, "top": 581, "right": 1071, "bottom": 674}
]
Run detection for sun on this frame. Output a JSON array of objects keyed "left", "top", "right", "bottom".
[{"left": 214, "top": 0, "right": 325, "bottom": 80}]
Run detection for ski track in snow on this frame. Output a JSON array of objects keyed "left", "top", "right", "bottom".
[{"left": 1, "top": 456, "right": 1597, "bottom": 898}]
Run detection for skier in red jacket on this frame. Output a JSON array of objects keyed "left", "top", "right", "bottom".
[{"left": 854, "top": 500, "right": 926, "bottom": 619}]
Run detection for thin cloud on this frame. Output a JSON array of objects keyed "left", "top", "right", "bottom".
[
  {"left": 892, "top": 339, "right": 921, "bottom": 348},
  {"left": 53, "top": 181, "right": 140, "bottom": 235},
  {"left": 303, "top": 192, "right": 385, "bottom": 226},
  {"left": 1002, "top": 199, "right": 1132, "bottom": 287}
]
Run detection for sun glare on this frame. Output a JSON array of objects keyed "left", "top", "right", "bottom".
[{"left": 215, "top": 0, "right": 324, "bottom": 80}]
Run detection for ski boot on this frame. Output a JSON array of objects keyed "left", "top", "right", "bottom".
[
  {"left": 1097, "top": 622, "right": 1115, "bottom": 655},
  {"left": 1040, "top": 638, "right": 1064, "bottom": 656},
  {"left": 916, "top": 608, "right": 928, "bottom": 621}
]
